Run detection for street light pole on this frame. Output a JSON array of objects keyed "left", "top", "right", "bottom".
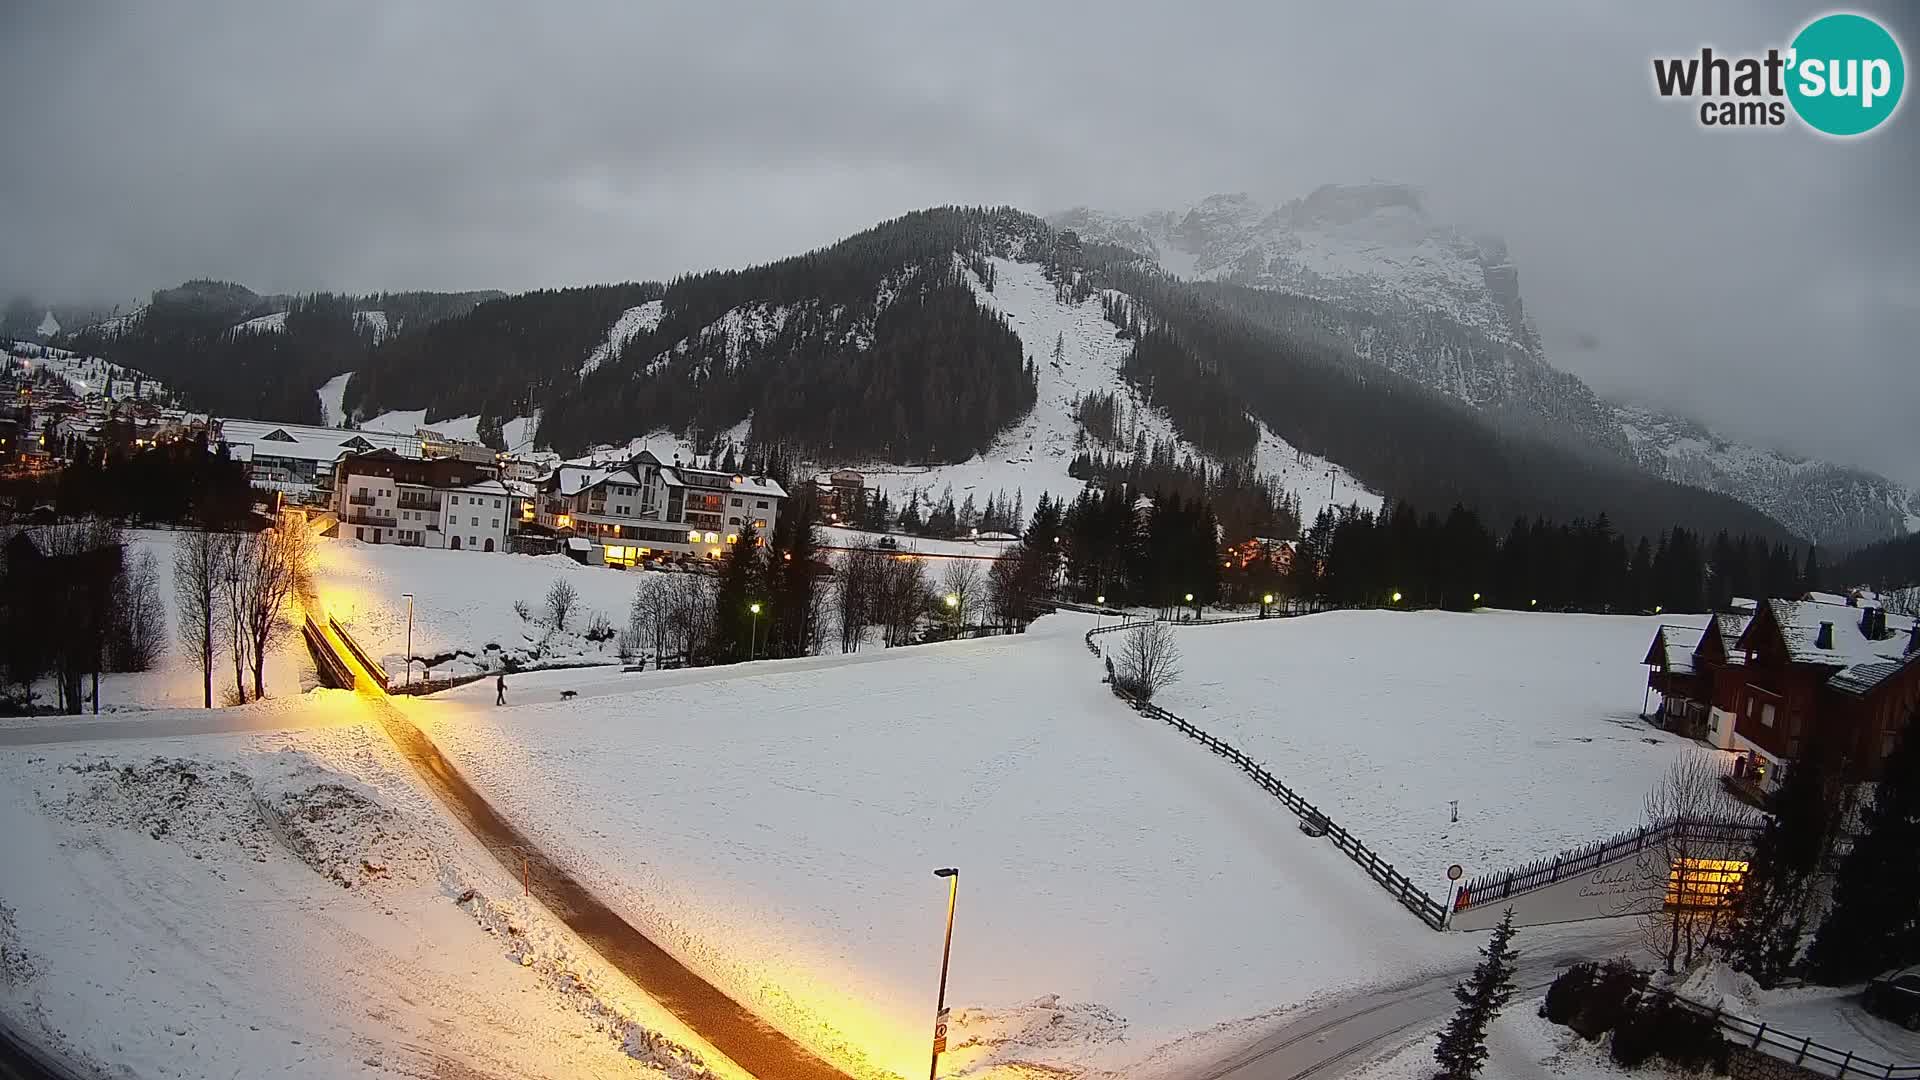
[
  {"left": 402, "top": 592, "right": 414, "bottom": 687},
  {"left": 929, "top": 867, "right": 959, "bottom": 1080},
  {"left": 749, "top": 602, "right": 762, "bottom": 661}
]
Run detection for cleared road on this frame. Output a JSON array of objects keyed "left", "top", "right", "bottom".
[{"left": 1198, "top": 921, "right": 1646, "bottom": 1080}]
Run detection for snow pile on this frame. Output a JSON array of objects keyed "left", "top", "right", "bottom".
[
  {"left": 581, "top": 300, "right": 665, "bottom": 378},
  {"left": 405, "top": 613, "right": 1467, "bottom": 1079},
  {"left": 0, "top": 725, "right": 737, "bottom": 1079},
  {"left": 1154, "top": 610, "right": 1725, "bottom": 888}
]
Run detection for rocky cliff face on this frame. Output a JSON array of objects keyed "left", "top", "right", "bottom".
[{"left": 1053, "top": 186, "right": 1914, "bottom": 547}]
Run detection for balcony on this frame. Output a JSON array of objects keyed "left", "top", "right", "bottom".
[
  {"left": 397, "top": 496, "right": 441, "bottom": 512},
  {"left": 347, "top": 510, "right": 396, "bottom": 527},
  {"left": 348, "top": 493, "right": 377, "bottom": 507}
]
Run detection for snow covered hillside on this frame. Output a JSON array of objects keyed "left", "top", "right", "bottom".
[
  {"left": 850, "top": 256, "right": 1377, "bottom": 523},
  {"left": 1615, "top": 403, "right": 1918, "bottom": 547},
  {"left": 5, "top": 340, "right": 169, "bottom": 401},
  {"left": 315, "top": 370, "right": 353, "bottom": 426},
  {"left": 1154, "top": 610, "right": 1729, "bottom": 887},
  {"left": 352, "top": 308, "right": 390, "bottom": 343},
  {"left": 405, "top": 614, "right": 1466, "bottom": 1080},
  {"left": 0, "top": 724, "right": 739, "bottom": 1080},
  {"left": 229, "top": 310, "right": 289, "bottom": 335},
  {"left": 1056, "top": 188, "right": 1916, "bottom": 545},
  {"left": 581, "top": 300, "right": 664, "bottom": 378}
]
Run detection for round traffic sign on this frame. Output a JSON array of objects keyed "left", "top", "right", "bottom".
[{"left": 1447, "top": 864, "right": 1464, "bottom": 881}]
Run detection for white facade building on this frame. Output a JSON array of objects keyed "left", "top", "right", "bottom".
[
  {"left": 533, "top": 449, "right": 787, "bottom": 563},
  {"left": 332, "top": 449, "right": 512, "bottom": 551}
]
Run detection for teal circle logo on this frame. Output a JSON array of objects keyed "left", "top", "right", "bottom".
[{"left": 1787, "top": 13, "right": 1905, "bottom": 136}]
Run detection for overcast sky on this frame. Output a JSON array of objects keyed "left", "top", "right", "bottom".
[{"left": 4, "top": 2, "right": 1916, "bottom": 486}]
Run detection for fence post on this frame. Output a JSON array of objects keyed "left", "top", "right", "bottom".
[
  {"left": 1752, "top": 1023, "right": 1767, "bottom": 1049},
  {"left": 1794, "top": 1036, "right": 1810, "bottom": 1066},
  {"left": 1837, "top": 1051, "right": 1853, "bottom": 1078}
]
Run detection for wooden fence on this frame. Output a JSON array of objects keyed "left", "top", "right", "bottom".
[
  {"left": 325, "top": 614, "right": 390, "bottom": 692},
  {"left": 1085, "top": 622, "right": 1449, "bottom": 929},
  {"left": 1453, "top": 817, "right": 1764, "bottom": 913},
  {"left": 1652, "top": 988, "right": 1920, "bottom": 1080}
]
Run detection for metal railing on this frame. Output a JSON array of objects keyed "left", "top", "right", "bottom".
[
  {"left": 1652, "top": 988, "right": 1920, "bottom": 1080},
  {"left": 1453, "top": 818, "right": 1764, "bottom": 913},
  {"left": 346, "top": 510, "right": 396, "bottom": 527},
  {"left": 348, "top": 493, "right": 377, "bottom": 506},
  {"left": 326, "top": 614, "right": 390, "bottom": 692}
]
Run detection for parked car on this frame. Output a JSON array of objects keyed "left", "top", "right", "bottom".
[{"left": 1864, "top": 966, "right": 1920, "bottom": 1030}]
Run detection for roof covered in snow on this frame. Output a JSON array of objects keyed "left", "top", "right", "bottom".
[
  {"left": 215, "top": 418, "right": 421, "bottom": 464},
  {"left": 1745, "top": 597, "right": 1918, "bottom": 696}
]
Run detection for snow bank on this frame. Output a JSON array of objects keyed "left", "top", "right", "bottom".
[
  {"left": 1154, "top": 610, "right": 1726, "bottom": 888},
  {"left": 0, "top": 724, "right": 740, "bottom": 1079},
  {"left": 403, "top": 614, "right": 1469, "bottom": 1079}
]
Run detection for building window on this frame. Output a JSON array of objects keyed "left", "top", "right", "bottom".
[
  {"left": 756, "top": 500, "right": 768, "bottom": 509},
  {"left": 731, "top": 497, "right": 743, "bottom": 507},
  {"left": 451, "top": 495, "right": 459, "bottom": 504},
  {"left": 1761, "top": 703, "right": 1776, "bottom": 728},
  {"left": 492, "top": 498, "right": 501, "bottom": 508}
]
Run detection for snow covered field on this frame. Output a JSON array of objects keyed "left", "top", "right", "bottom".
[
  {"left": 401, "top": 613, "right": 1472, "bottom": 1080},
  {"left": 311, "top": 536, "right": 648, "bottom": 679},
  {"left": 1154, "top": 610, "right": 1724, "bottom": 889},
  {"left": 0, "top": 720, "right": 741, "bottom": 1080}
]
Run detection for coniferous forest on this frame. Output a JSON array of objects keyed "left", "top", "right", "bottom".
[{"left": 48, "top": 205, "right": 1818, "bottom": 556}]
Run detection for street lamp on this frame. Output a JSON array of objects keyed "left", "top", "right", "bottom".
[
  {"left": 401, "top": 593, "right": 414, "bottom": 687},
  {"left": 1391, "top": 590, "right": 1403, "bottom": 604},
  {"left": 928, "top": 867, "right": 960, "bottom": 1080},
  {"left": 749, "top": 602, "right": 762, "bottom": 660},
  {"left": 1261, "top": 592, "right": 1274, "bottom": 618},
  {"left": 1472, "top": 592, "right": 1481, "bottom": 604}
]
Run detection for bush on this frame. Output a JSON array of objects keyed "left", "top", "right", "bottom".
[
  {"left": 1570, "top": 960, "right": 1646, "bottom": 1041},
  {"left": 1610, "top": 1004, "right": 1662, "bottom": 1068},
  {"left": 584, "top": 611, "right": 615, "bottom": 644},
  {"left": 1543, "top": 963, "right": 1596, "bottom": 1026},
  {"left": 1649, "top": 1003, "right": 1728, "bottom": 1073}
]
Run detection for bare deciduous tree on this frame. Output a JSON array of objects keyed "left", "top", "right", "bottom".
[
  {"left": 173, "top": 528, "right": 231, "bottom": 709},
  {"left": 1882, "top": 585, "right": 1920, "bottom": 619},
  {"left": 545, "top": 578, "right": 580, "bottom": 631},
  {"left": 1639, "top": 755, "right": 1749, "bottom": 973},
  {"left": 232, "top": 521, "right": 311, "bottom": 701},
  {"left": 109, "top": 549, "right": 165, "bottom": 672},
  {"left": 835, "top": 545, "right": 884, "bottom": 653},
  {"left": 1117, "top": 620, "right": 1182, "bottom": 699},
  {"left": 941, "top": 559, "right": 982, "bottom": 631}
]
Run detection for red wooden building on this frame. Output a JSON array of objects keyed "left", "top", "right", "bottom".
[
  {"left": 1728, "top": 596, "right": 1920, "bottom": 791},
  {"left": 1643, "top": 611, "right": 1752, "bottom": 750}
]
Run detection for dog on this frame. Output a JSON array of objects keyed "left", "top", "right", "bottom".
[{"left": 559, "top": 690, "right": 578, "bottom": 700}]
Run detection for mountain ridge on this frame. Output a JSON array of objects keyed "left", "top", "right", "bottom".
[{"left": 1051, "top": 187, "right": 1911, "bottom": 548}]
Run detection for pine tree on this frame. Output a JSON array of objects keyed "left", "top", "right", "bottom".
[
  {"left": 1807, "top": 712, "right": 1920, "bottom": 983},
  {"left": 1719, "top": 740, "right": 1841, "bottom": 986},
  {"left": 709, "top": 524, "right": 764, "bottom": 664},
  {"left": 1434, "top": 909, "right": 1520, "bottom": 1080}
]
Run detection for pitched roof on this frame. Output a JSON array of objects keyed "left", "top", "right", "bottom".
[
  {"left": 1749, "top": 597, "right": 1918, "bottom": 697},
  {"left": 1646, "top": 624, "right": 1705, "bottom": 673}
]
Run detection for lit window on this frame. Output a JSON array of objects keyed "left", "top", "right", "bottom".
[
  {"left": 1666, "top": 858, "right": 1748, "bottom": 909},
  {"left": 687, "top": 530, "right": 701, "bottom": 542},
  {"left": 704, "top": 531, "right": 717, "bottom": 544},
  {"left": 726, "top": 534, "right": 738, "bottom": 544}
]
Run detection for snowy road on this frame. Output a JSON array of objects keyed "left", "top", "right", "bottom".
[
  {"left": 302, "top": 614, "right": 853, "bottom": 1080},
  {"left": 1195, "top": 921, "right": 1647, "bottom": 1080}
]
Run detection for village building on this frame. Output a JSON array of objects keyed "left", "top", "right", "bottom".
[
  {"left": 532, "top": 449, "right": 787, "bottom": 564},
  {"left": 331, "top": 449, "right": 511, "bottom": 551},
  {"left": 1726, "top": 594, "right": 1920, "bottom": 792}
]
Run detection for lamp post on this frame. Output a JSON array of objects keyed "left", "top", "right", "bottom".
[
  {"left": 928, "top": 867, "right": 959, "bottom": 1080},
  {"left": 944, "top": 593, "right": 959, "bottom": 637},
  {"left": 1184, "top": 592, "right": 1195, "bottom": 622},
  {"left": 749, "top": 602, "right": 762, "bottom": 660},
  {"left": 1095, "top": 594, "right": 1106, "bottom": 629},
  {"left": 1261, "top": 592, "right": 1273, "bottom": 619},
  {"left": 401, "top": 593, "right": 414, "bottom": 687}
]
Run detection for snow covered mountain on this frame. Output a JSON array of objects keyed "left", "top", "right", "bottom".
[
  {"left": 1615, "top": 404, "right": 1920, "bottom": 548},
  {"left": 1054, "top": 186, "right": 1913, "bottom": 547}
]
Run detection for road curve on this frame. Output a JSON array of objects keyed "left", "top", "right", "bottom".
[
  {"left": 312, "top": 618, "right": 851, "bottom": 1080},
  {"left": 1197, "top": 923, "right": 1645, "bottom": 1080}
]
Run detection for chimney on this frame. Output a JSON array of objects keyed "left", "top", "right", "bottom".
[{"left": 1815, "top": 622, "right": 1835, "bottom": 650}]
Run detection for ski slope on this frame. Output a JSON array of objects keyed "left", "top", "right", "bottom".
[
  {"left": 315, "top": 371, "right": 353, "bottom": 427},
  {"left": 581, "top": 300, "right": 664, "bottom": 378},
  {"left": 847, "top": 258, "right": 1377, "bottom": 523}
]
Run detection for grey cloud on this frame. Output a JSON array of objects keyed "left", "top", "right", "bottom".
[{"left": 2, "top": 0, "right": 1915, "bottom": 486}]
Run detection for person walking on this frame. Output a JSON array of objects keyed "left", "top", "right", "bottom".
[{"left": 495, "top": 673, "right": 506, "bottom": 706}]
